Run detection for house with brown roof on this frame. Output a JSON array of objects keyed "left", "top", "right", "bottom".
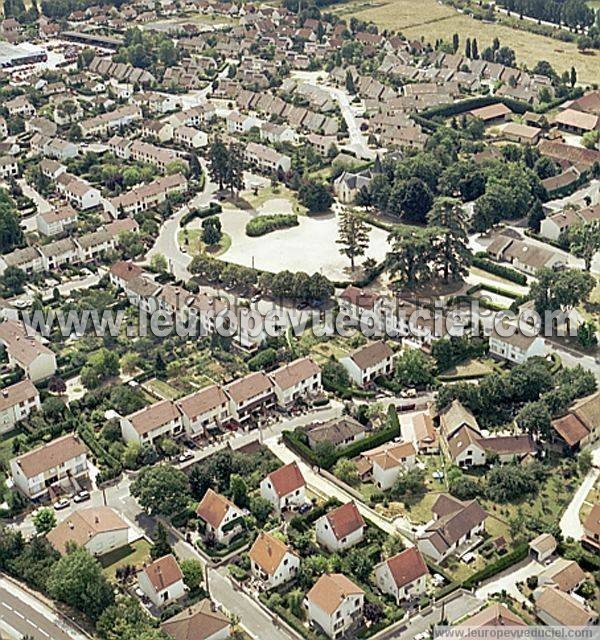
[
  {"left": 582, "top": 503, "right": 600, "bottom": 551},
  {"left": 161, "top": 599, "right": 231, "bottom": 640},
  {"left": 340, "top": 340, "right": 395, "bottom": 388},
  {"left": 269, "top": 356, "right": 322, "bottom": 406},
  {"left": 36, "top": 204, "right": 78, "bottom": 237},
  {"left": 47, "top": 506, "right": 129, "bottom": 556},
  {"left": 306, "top": 416, "right": 366, "bottom": 450},
  {"left": 534, "top": 586, "right": 598, "bottom": 626},
  {"left": 361, "top": 441, "right": 417, "bottom": 490},
  {"left": 540, "top": 204, "right": 600, "bottom": 243},
  {"left": 551, "top": 390, "right": 600, "bottom": 451},
  {"left": 196, "top": 488, "right": 245, "bottom": 545},
  {"left": 260, "top": 461, "right": 306, "bottom": 513},
  {"left": 305, "top": 573, "right": 364, "bottom": 639},
  {"left": 529, "top": 532, "right": 557, "bottom": 562},
  {"left": 399, "top": 409, "right": 438, "bottom": 454},
  {"left": 374, "top": 547, "right": 429, "bottom": 604},
  {"left": 417, "top": 494, "right": 487, "bottom": 562},
  {"left": 489, "top": 325, "right": 546, "bottom": 365},
  {"left": 0, "top": 320, "right": 57, "bottom": 382},
  {"left": 539, "top": 558, "right": 585, "bottom": 593},
  {"left": 553, "top": 108, "right": 600, "bottom": 135},
  {"left": 109, "top": 260, "right": 144, "bottom": 289},
  {"left": 469, "top": 103, "right": 512, "bottom": 124},
  {"left": 138, "top": 554, "right": 186, "bottom": 608},
  {"left": 248, "top": 531, "right": 300, "bottom": 590},
  {"left": 10, "top": 433, "right": 88, "bottom": 499},
  {"left": 315, "top": 502, "right": 365, "bottom": 552},
  {"left": 0, "top": 379, "right": 40, "bottom": 434},
  {"left": 0, "top": 246, "right": 44, "bottom": 276},
  {"left": 454, "top": 602, "right": 527, "bottom": 628},
  {"left": 121, "top": 400, "right": 183, "bottom": 446},
  {"left": 176, "top": 385, "right": 230, "bottom": 436},
  {"left": 224, "top": 371, "right": 276, "bottom": 423}
]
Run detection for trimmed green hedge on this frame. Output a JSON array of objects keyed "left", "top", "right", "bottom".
[
  {"left": 181, "top": 202, "right": 222, "bottom": 227},
  {"left": 472, "top": 256, "right": 527, "bottom": 285},
  {"left": 463, "top": 542, "right": 529, "bottom": 588},
  {"left": 420, "top": 95, "right": 531, "bottom": 120},
  {"left": 245, "top": 214, "right": 298, "bottom": 237}
]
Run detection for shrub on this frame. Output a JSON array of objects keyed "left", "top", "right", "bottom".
[
  {"left": 245, "top": 214, "right": 298, "bottom": 237},
  {"left": 247, "top": 348, "right": 278, "bottom": 371},
  {"left": 463, "top": 543, "right": 529, "bottom": 588},
  {"left": 472, "top": 255, "right": 527, "bottom": 285}
]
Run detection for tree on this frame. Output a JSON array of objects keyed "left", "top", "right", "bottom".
[
  {"left": 131, "top": 465, "right": 191, "bottom": 517},
  {"left": 570, "top": 66, "right": 577, "bottom": 87},
  {"left": 313, "top": 441, "right": 337, "bottom": 469},
  {"left": 0, "top": 198, "right": 24, "bottom": 253},
  {"left": 333, "top": 458, "right": 359, "bottom": 485},
  {"left": 485, "top": 464, "right": 538, "bottom": 503},
  {"left": 150, "top": 522, "right": 173, "bottom": 560},
  {"left": 96, "top": 595, "right": 163, "bottom": 640},
  {"left": 427, "top": 197, "right": 470, "bottom": 282},
  {"left": 531, "top": 268, "right": 595, "bottom": 320},
  {"left": 452, "top": 33, "right": 459, "bottom": 53},
  {"left": 387, "top": 228, "right": 437, "bottom": 289},
  {"left": 229, "top": 474, "right": 248, "bottom": 508},
  {"left": 224, "top": 143, "right": 244, "bottom": 195},
  {"left": 80, "top": 349, "right": 120, "bottom": 389},
  {"left": 391, "top": 468, "right": 427, "bottom": 505},
  {"left": 527, "top": 200, "right": 545, "bottom": 232},
  {"left": 337, "top": 209, "right": 370, "bottom": 271},
  {"left": 578, "top": 450, "right": 592, "bottom": 475},
  {"left": 32, "top": 507, "right": 56, "bottom": 535},
  {"left": 47, "top": 547, "right": 114, "bottom": 622},
  {"left": 207, "top": 137, "right": 228, "bottom": 190},
  {"left": 0, "top": 266, "right": 26, "bottom": 296},
  {"left": 577, "top": 321, "right": 598, "bottom": 349},
  {"left": 180, "top": 558, "right": 204, "bottom": 594},
  {"left": 391, "top": 177, "right": 433, "bottom": 223},
  {"left": 298, "top": 180, "right": 333, "bottom": 213},
  {"left": 516, "top": 401, "right": 552, "bottom": 439},
  {"left": 150, "top": 253, "right": 168, "bottom": 273},
  {"left": 565, "top": 221, "right": 600, "bottom": 271},
  {"left": 395, "top": 349, "right": 436, "bottom": 388},
  {"left": 345, "top": 69, "right": 356, "bottom": 94},
  {"left": 249, "top": 495, "right": 273, "bottom": 527},
  {"left": 202, "top": 216, "right": 222, "bottom": 245}
]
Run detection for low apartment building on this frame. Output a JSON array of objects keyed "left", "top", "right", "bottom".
[
  {"left": 120, "top": 399, "right": 183, "bottom": 445},
  {"left": 0, "top": 246, "right": 44, "bottom": 275},
  {"left": 0, "top": 379, "right": 40, "bottom": 434},
  {"left": 10, "top": 433, "right": 88, "bottom": 499}
]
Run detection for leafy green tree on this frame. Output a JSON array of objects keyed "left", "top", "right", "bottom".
[
  {"left": 427, "top": 197, "right": 470, "bottom": 282},
  {"left": 565, "top": 221, "right": 600, "bottom": 271},
  {"left": 314, "top": 441, "right": 337, "bottom": 469},
  {"left": 337, "top": 209, "right": 370, "bottom": 271},
  {"left": 150, "top": 522, "right": 173, "bottom": 560},
  {"left": 391, "top": 468, "right": 427, "bottom": 505},
  {"left": 150, "top": 253, "right": 168, "bottom": 273},
  {"left": 96, "top": 595, "right": 165, "bottom": 640},
  {"left": 229, "top": 474, "right": 249, "bottom": 508},
  {"left": 80, "top": 349, "right": 120, "bottom": 389},
  {"left": 207, "top": 137, "right": 228, "bottom": 190},
  {"left": 224, "top": 143, "right": 244, "bottom": 195},
  {"left": 387, "top": 228, "right": 437, "bottom": 289},
  {"left": 180, "top": 558, "right": 204, "bottom": 594},
  {"left": 531, "top": 268, "right": 595, "bottom": 320},
  {"left": 395, "top": 349, "right": 436, "bottom": 389},
  {"left": 131, "top": 465, "right": 191, "bottom": 517},
  {"left": 485, "top": 464, "right": 538, "bottom": 503},
  {"left": 0, "top": 266, "right": 26, "bottom": 296},
  {"left": 32, "top": 508, "right": 56, "bottom": 535},
  {"left": 333, "top": 458, "right": 359, "bottom": 485},
  {"left": 516, "top": 401, "right": 552, "bottom": 439},
  {"left": 202, "top": 216, "right": 222, "bottom": 245},
  {"left": 298, "top": 180, "right": 333, "bottom": 213},
  {"left": 249, "top": 495, "right": 273, "bottom": 527},
  {"left": 577, "top": 321, "right": 598, "bottom": 349},
  {"left": 47, "top": 547, "right": 114, "bottom": 622}
]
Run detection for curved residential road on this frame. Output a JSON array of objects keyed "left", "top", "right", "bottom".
[
  {"left": 147, "top": 159, "right": 218, "bottom": 280},
  {"left": 0, "top": 575, "right": 90, "bottom": 640}
]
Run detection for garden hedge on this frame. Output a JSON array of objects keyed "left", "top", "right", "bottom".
[
  {"left": 245, "top": 214, "right": 298, "bottom": 237},
  {"left": 472, "top": 256, "right": 528, "bottom": 285},
  {"left": 462, "top": 542, "right": 529, "bottom": 588}
]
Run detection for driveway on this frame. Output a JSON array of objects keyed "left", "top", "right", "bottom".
[{"left": 475, "top": 558, "right": 543, "bottom": 603}]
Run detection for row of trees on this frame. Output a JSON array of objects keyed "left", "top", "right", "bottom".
[{"left": 497, "top": 0, "right": 596, "bottom": 29}]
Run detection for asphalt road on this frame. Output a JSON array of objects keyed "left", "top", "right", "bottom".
[{"left": 0, "top": 577, "right": 88, "bottom": 640}]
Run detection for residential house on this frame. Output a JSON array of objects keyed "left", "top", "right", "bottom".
[
  {"left": 551, "top": 390, "right": 600, "bottom": 451},
  {"left": 469, "top": 103, "right": 512, "bottom": 123},
  {"left": 539, "top": 558, "right": 585, "bottom": 593},
  {"left": 10, "top": 433, "right": 88, "bottom": 499},
  {"left": 6, "top": 96, "right": 35, "bottom": 117},
  {"left": 243, "top": 142, "right": 291, "bottom": 173},
  {"left": 106, "top": 173, "right": 187, "bottom": 217},
  {"left": 454, "top": 603, "right": 527, "bottom": 628},
  {"left": 120, "top": 399, "right": 183, "bottom": 445},
  {"left": 540, "top": 204, "right": 600, "bottom": 242},
  {"left": 374, "top": 547, "right": 429, "bottom": 605},
  {"left": 534, "top": 586, "right": 598, "bottom": 626},
  {"left": 361, "top": 441, "right": 417, "bottom": 490},
  {"left": 196, "top": 488, "right": 245, "bottom": 545},
  {"left": 399, "top": 410, "right": 438, "bottom": 454},
  {"left": 36, "top": 205, "right": 78, "bottom": 237},
  {"left": 226, "top": 111, "right": 259, "bottom": 134},
  {"left": 553, "top": 108, "right": 599, "bottom": 135},
  {"left": 248, "top": 531, "right": 300, "bottom": 590},
  {"left": 56, "top": 173, "right": 102, "bottom": 210},
  {"left": 109, "top": 260, "right": 144, "bottom": 289},
  {"left": 38, "top": 238, "right": 80, "bottom": 270},
  {"left": 0, "top": 379, "right": 40, "bottom": 435},
  {"left": 260, "top": 461, "right": 306, "bottom": 513},
  {"left": 125, "top": 276, "right": 163, "bottom": 313},
  {"left": 161, "top": 599, "right": 231, "bottom": 640},
  {"left": 225, "top": 371, "right": 276, "bottom": 423},
  {"left": 47, "top": 506, "right": 129, "bottom": 556},
  {"left": 140, "top": 119, "right": 173, "bottom": 142},
  {"left": 176, "top": 385, "right": 231, "bottom": 436},
  {"left": 0, "top": 320, "right": 57, "bottom": 381},
  {"left": 79, "top": 105, "right": 143, "bottom": 137},
  {"left": 488, "top": 326, "right": 545, "bottom": 364},
  {"left": 333, "top": 170, "right": 372, "bottom": 204},
  {"left": 582, "top": 503, "right": 600, "bottom": 551},
  {"left": 340, "top": 341, "right": 395, "bottom": 388},
  {"left": 269, "top": 356, "right": 321, "bottom": 406},
  {"left": 138, "top": 554, "right": 186, "bottom": 608},
  {"left": 315, "top": 502, "right": 365, "bottom": 552},
  {"left": 260, "top": 122, "right": 296, "bottom": 144},
  {"left": 306, "top": 416, "right": 366, "bottom": 450},
  {"left": 502, "top": 122, "right": 542, "bottom": 145},
  {"left": 305, "top": 573, "right": 364, "bottom": 639},
  {"left": 0, "top": 247, "right": 43, "bottom": 275},
  {"left": 40, "top": 158, "right": 66, "bottom": 181},
  {"left": 75, "top": 229, "right": 115, "bottom": 262},
  {"left": 173, "top": 125, "right": 207, "bottom": 149},
  {"left": 0, "top": 155, "right": 18, "bottom": 179},
  {"left": 417, "top": 494, "right": 487, "bottom": 562}
]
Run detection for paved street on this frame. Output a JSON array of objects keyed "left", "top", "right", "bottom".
[{"left": 0, "top": 576, "right": 90, "bottom": 640}]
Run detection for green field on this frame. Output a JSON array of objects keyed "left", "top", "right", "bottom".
[{"left": 333, "top": 0, "right": 599, "bottom": 84}]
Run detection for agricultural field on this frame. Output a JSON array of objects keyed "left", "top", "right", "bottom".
[{"left": 333, "top": 0, "right": 599, "bottom": 83}]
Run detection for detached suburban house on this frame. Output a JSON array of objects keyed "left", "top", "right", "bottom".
[
  {"left": 399, "top": 410, "right": 438, "bottom": 454},
  {"left": 0, "top": 320, "right": 57, "bottom": 382},
  {"left": 305, "top": 573, "right": 364, "bottom": 639},
  {"left": 10, "top": 433, "right": 88, "bottom": 499},
  {"left": 315, "top": 502, "right": 365, "bottom": 552},
  {"left": 47, "top": 506, "right": 129, "bottom": 556},
  {"left": 529, "top": 533, "right": 557, "bottom": 562},
  {"left": 306, "top": 416, "right": 366, "bottom": 451},
  {"left": 340, "top": 340, "right": 395, "bottom": 388},
  {"left": 248, "top": 531, "right": 300, "bottom": 590},
  {"left": 120, "top": 399, "right": 183, "bottom": 445},
  {"left": 269, "top": 356, "right": 322, "bottom": 406},
  {"left": 138, "top": 554, "right": 186, "bottom": 608},
  {"left": 260, "top": 462, "right": 306, "bottom": 513},
  {"left": 196, "top": 488, "right": 245, "bottom": 545},
  {"left": 417, "top": 494, "right": 487, "bottom": 562},
  {"left": 176, "top": 385, "right": 230, "bottom": 436},
  {"left": 0, "top": 379, "right": 40, "bottom": 434},
  {"left": 109, "top": 260, "right": 144, "bottom": 290},
  {"left": 582, "top": 504, "right": 600, "bottom": 551},
  {"left": 161, "top": 599, "right": 231, "bottom": 640},
  {"left": 374, "top": 547, "right": 429, "bottom": 605},
  {"left": 551, "top": 390, "right": 600, "bottom": 452},
  {"left": 534, "top": 586, "right": 598, "bottom": 626},
  {"left": 361, "top": 441, "right": 417, "bottom": 490}
]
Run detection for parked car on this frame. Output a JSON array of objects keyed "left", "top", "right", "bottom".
[
  {"left": 53, "top": 498, "right": 70, "bottom": 510},
  {"left": 178, "top": 450, "right": 194, "bottom": 463},
  {"left": 73, "top": 491, "right": 90, "bottom": 503},
  {"left": 298, "top": 503, "right": 312, "bottom": 514}
]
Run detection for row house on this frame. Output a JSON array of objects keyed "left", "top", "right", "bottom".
[
  {"left": 10, "top": 433, "right": 88, "bottom": 499},
  {"left": 243, "top": 142, "right": 291, "bottom": 173},
  {"left": 226, "top": 111, "right": 260, "bottom": 134},
  {"left": 38, "top": 238, "right": 80, "bottom": 271},
  {"left": 75, "top": 229, "right": 115, "bottom": 261},
  {"left": 173, "top": 125, "right": 207, "bottom": 149},
  {"left": 0, "top": 320, "right": 57, "bottom": 382},
  {"left": 140, "top": 119, "right": 173, "bottom": 143},
  {"left": 268, "top": 356, "right": 321, "bottom": 406},
  {"left": 170, "top": 103, "right": 216, "bottom": 128},
  {"left": 0, "top": 379, "right": 40, "bottom": 435},
  {"left": 36, "top": 205, "right": 78, "bottom": 237},
  {"left": 340, "top": 340, "right": 395, "bottom": 388},
  {"left": 306, "top": 133, "right": 337, "bottom": 156},
  {"left": 132, "top": 91, "right": 179, "bottom": 115},
  {"left": 106, "top": 173, "right": 188, "bottom": 217},
  {"left": 0, "top": 155, "right": 18, "bottom": 179},
  {"left": 120, "top": 399, "right": 184, "bottom": 446},
  {"left": 124, "top": 275, "right": 162, "bottom": 313},
  {"left": 260, "top": 122, "right": 296, "bottom": 145},
  {"left": 109, "top": 137, "right": 187, "bottom": 173},
  {"left": 224, "top": 370, "right": 276, "bottom": 423},
  {"left": 176, "top": 384, "right": 231, "bottom": 436},
  {"left": 40, "top": 158, "right": 66, "bottom": 181},
  {"left": 6, "top": 95, "right": 35, "bottom": 117},
  {"left": 79, "top": 105, "right": 143, "bottom": 138},
  {"left": 0, "top": 246, "right": 43, "bottom": 275},
  {"left": 56, "top": 173, "right": 102, "bottom": 210}
]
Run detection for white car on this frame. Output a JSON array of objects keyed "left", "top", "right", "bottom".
[{"left": 53, "top": 498, "right": 70, "bottom": 510}]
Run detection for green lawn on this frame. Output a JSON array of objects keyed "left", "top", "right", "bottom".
[
  {"left": 0, "top": 429, "right": 24, "bottom": 467},
  {"left": 179, "top": 228, "right": 232, "bottom": 257},
  {"left": 144, "top": 378, "right": 183, "bottom": 400},
  {"left": 100, "top": 539, "right": 151, "bottom": 581}
]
